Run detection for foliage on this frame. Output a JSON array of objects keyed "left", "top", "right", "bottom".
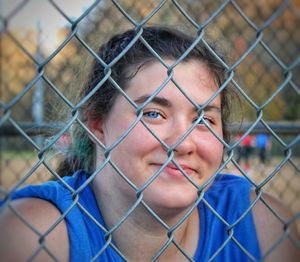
[{"left": 1, "top": 0, "right": 299, "bottom": 124}]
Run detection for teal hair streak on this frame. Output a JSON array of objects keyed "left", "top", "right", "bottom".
[{"left": 72, "top": 127, "right": 95, "bottom": 173}]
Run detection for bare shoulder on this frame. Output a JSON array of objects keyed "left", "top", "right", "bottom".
[
  {"left": 0, "top": 197, "right": 69, "bottom": 261},
  {"left": 251, "top": 191, "right": 300, "bottom": 262}
]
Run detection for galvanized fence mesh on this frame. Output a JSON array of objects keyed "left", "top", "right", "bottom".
[{"left": 0, "top": 0, "right": 299, "bottom": 261}]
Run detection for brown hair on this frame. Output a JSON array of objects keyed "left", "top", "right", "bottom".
[{"left": 57, "top": 26, "right": 236, "bottom": 176}]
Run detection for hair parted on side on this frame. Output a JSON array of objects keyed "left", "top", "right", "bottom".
[{"left": 56, "top": 26, "right": 237, "bottom": 177}]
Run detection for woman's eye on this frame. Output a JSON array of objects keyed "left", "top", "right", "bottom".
[
  {"left": 203, "top": 117, "right": 214, "bottom": 124},
  {"left": 193, "top": 116, "right": 214, "bottom": 125},
  {"left": 143, "top": 111, "right": 163, "bottom": 119}
]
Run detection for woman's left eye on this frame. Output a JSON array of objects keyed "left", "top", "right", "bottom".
[
  {"left": 193, "top": 116, "right": 214, "bottom": 125},
  {"left": 203, "top": 117, "right": 214, "bottom": 124},
  {"left": 143, "top": 111, "right": 163, "bottom": 119}
]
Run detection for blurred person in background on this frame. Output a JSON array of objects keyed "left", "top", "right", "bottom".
[
  {"left": 236, "top": 134, "right": 255, "bottom": 172},
  {"left": 255, "top": 133, "right": 272, "bottom": 165}
]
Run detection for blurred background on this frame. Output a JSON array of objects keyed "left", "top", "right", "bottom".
[{"left": 0, "top": 0, "right": 299, "bottom": 226}]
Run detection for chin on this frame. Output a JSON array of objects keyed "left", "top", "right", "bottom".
[{"left": 143, "top": 185, "right": 198, "bottom": 217}]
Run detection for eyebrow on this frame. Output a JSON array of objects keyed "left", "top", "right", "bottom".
[
  {"left": 200, "top": 105, "right": 221, "bottom": 113},
  {"left": 134, "top": 95, "right": 172, "bottom": 108},
  {"left": 134, "top": 95, "right": 221, "bottom": 112}
]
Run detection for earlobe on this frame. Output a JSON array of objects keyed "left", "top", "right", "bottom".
[{"left": 87, "top": 119, "right": 105, "bottom": 143}]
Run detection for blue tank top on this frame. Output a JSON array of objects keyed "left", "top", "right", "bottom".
[{"left": 3, "top": 171, "right": 261, "bottom": 261}]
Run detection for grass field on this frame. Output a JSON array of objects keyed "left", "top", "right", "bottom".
[{"left": 1, "top": 153, "right": 299, "bottom": 232}]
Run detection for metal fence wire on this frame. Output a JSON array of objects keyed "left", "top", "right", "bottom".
[{"left": 0, "top": 0, "right": 300, "bottom": 261}]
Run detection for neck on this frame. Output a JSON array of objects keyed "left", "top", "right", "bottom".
[{"left": 92, "top": 175, "right": 199, "bottom": 261}]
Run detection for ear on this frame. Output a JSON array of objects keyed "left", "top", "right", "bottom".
[{"left": 87, "top": 118, "right": 105, "bottom": 144}]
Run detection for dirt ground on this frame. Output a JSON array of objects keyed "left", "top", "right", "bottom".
[{"left": 1, "top": 155, "right": 299, "bottom": 233}]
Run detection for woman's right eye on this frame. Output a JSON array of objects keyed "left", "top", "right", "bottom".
[{"left": 143, "top": 110, "right": 163, "bottom": 119}]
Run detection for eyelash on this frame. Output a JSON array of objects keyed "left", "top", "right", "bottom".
[
  {"left": 143, "top": 110, "right": 165, "bottom": 119},
  {"left": 193, "top": 116, "right": 214, "bottom": 125},
  {"left": 143, "top": 110, "right": 214, "bottom": 126}
]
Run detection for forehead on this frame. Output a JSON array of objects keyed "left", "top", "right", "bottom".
[{"left": 125, "top": 60, "right": 220, "bottom": 106}]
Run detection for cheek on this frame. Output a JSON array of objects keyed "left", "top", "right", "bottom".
[
  {"left": 113, "top": 123, "right": 160, "bottom": 157},
  {"left": 109, "top": 125, "right": 160, "bottom": 184},
  {"left": 104, "top": 113, "right": 136, "bottom": 145},
  {"left": 197, "top": 132, "right": 224, "bottom": 164}
]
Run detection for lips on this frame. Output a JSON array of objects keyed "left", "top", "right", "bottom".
[
  {"left": 167, "top": 164, "right": 195, "bottom": 173},
  {"left": 151, "top": 163, "right": 197, "bottom": 178}
]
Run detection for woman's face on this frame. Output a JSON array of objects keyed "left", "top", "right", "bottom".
[{"left": 92, "top": 60, "right": 223, "bottom": 213}]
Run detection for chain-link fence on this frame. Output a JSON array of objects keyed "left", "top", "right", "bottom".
[{"left": 1, "top": 0, "right": 299, "bottom": 261}]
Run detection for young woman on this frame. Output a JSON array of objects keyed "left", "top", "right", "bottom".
[{"left": 1, "top": 27, "right": 299, "bottom": 261}]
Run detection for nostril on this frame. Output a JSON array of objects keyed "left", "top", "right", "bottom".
[{"left": 173, "top": 137, "right": 195, "bottom": 155}]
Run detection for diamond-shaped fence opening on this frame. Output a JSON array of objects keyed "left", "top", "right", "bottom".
[{"left": 0, "top": 0, "right": 299, "bottom": 261}]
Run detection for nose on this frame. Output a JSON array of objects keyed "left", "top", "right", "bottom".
[{"left": 165, "top": 121, "right": 196, "bottom": 156}]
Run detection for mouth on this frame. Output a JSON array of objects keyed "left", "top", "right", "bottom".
[{"left": 151, "top": 163, "right": 197, "bottom": 179}]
